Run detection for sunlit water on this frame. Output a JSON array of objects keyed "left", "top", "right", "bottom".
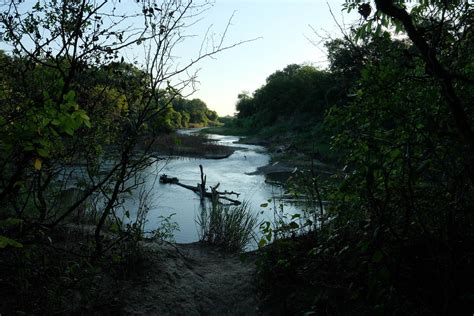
[{"left": 125, "top": 130, "right": 296, "bottom": 244}]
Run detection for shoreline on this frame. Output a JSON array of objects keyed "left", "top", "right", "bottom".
[
  {"left": 202, "top": 126, "right": 336, "bottom": 167},
  {"left": 143, "top": 131, "right": 238, "bottom": 160},
  {"left": 122, "top": 240, "right": 261, "bottom": 315}
]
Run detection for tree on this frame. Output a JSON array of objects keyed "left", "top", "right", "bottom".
[
  {"left": 318, "top": 2, "right": 474, "bottom": 312},
  {"left": 233, "top": 64, "right": 335, "bottom": 125},
  {"left": 344, "top": 0, "right": 474, "bottom": 182},
  {"left": 0, "top": 0, "right": 244, "bottom": 258},
  {"left": 235, "top": 92, "right": 255, "bottom": 118},
  {"left": 257, "top": 23, "right": 474, "bottom": 314}
]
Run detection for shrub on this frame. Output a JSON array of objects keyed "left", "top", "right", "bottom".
[{"left": 197, "top": 200, "right": 258, "bottom": 252}]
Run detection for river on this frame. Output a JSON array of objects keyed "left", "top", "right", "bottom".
[{"left": 125, "top": 130, "right": 295, "bottom": 244}]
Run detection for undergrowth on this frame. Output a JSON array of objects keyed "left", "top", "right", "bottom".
[{"left": 197, "top": 199, "right": 258, "bottom": 252}]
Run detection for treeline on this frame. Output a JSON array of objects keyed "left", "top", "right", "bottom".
[
  {"left": 0, "top": 51, "right": 217, "bottom": 140},
  {"left": 235, "top": 64, "right": 337, "bottom": 124},
  {"left": 226, "top": 63, "right": 346, "bottom": 158},
  {"left": 254, "top": 2, "right": 474, "bottom": 315},
  {"left": 160, "top": 96, "right": 219, "bottom": 131}
]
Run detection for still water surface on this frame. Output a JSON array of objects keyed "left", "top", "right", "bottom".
[{"left": 128, "top": 131, "right": 290, "bottom": 243}]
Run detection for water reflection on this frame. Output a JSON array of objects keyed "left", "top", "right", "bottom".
[{"left": 125, "top": 132, "right": 297, "bottom": 244}]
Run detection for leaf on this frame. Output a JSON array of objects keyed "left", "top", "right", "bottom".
[
  {"left": 23, "top": 142, "right": 34, "bottom": 151},
  {"left": 0, "top": 235, "right": 23, "bottom": 249},
  {"left": 83, "top": 119, "right": 91, "bottom": 128},
  {"left": 372, "top": 250, "right": 383, "bottom": 263},
  {"left": 34, "top": 158, "right": 42, "bottom": 170},
  {"left": 288, "top": 221, "right": 299, "bottom": 229},
  {"left": 260, "top": 203, "right": 268, "bottom": 208},
  {"left": 64, "top": 127, "right": 74, "bottom": 136},
  {"left": 79, "top": 111, "right": 90, "bottom": 121},
  {"left": 110, "top": 222, "right": 119, "bottom": 233},
  {"left": 359, "top": 240, "right": 370, "bottom": 252},
  {"left": 0, "top": 218, "right": 23, "bottom": 228},
  {"left": 37, "top": 147, "right": 49, "bottom": 157},
  {"left": 338, "top": 245, "right": 350, "bottom": 256},
  {"left": 258, "top": 238, "right": 267, "bottom": 248},
  {"left": 378, "top": 266, "right": 390, "bottom": 282},
  {"left": 63, "top": 90, "right": 76, "bottom": 102}
]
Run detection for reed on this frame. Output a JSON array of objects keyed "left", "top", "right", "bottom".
[{"left": 197, "top": 199, "right": 258, "bottom": 252}]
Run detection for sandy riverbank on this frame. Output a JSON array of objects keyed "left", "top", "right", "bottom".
[{"left": 122, "top": 241, "right": 263, "bottom": 315}]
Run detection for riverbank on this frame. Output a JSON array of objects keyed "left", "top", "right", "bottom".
[
  {"left": 143, "top": 132, "right": 237, "bottom": 159},
  {"left": 202, "top": 126, "right": 338, "bottom": 184},
  {"left": 122, "top": 241, "right": 262, "bottom": 315},
  {"left": 0, "top": 225, "right": 264, "bottom": 315}
]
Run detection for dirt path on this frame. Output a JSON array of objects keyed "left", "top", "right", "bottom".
[{"left": 122, "top": 242, "right": 262, "bottom": 315}]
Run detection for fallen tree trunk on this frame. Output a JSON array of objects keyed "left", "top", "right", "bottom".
[{"left": 159, "top": 166, "right": 241, "bottom": 205}]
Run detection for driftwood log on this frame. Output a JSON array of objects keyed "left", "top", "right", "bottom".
[{"left": 159, "top": 165, "right": 241, "bottom": 205}]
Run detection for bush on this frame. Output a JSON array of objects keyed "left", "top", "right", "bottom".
[{"left": 197, "top": 200, "right": 258, "bottom": 252}]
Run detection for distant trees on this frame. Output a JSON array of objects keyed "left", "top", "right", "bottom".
[
  {"left": 235, "top": 64, "right": 336, "bottom": 126},
  {"left": 235, "top": 92, "right": 255, "bottom": 119},
  {"left": 169, "top": 96, "right": 219, "bottom": 128}
]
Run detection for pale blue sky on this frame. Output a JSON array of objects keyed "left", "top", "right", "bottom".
[{"left": 179, "top": 0, "right": 358, "bottom": 116}]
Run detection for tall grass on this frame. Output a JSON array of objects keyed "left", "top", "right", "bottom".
[{"left": 197, "top": 199, "right": 258, "bottom": 252}]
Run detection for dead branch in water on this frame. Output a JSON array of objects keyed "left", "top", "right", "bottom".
[{"left": 160, "top": 165, "right": 241, "bottom": 205}]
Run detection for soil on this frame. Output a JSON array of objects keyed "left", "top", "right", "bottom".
[{"left": 122, "top": 242, "right": 263, "bottom": 315}]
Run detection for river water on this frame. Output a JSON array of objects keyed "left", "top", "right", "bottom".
[{"left": 126, "top": 131, "right": 292, "bottom": 243}]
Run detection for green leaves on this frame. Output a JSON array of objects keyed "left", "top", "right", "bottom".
[
  {"left": 259, "top": 220, "right": 273, "bottom": 248},
  {"left": 0, "top": 235, "right": 23, "bottom": 249},
  {"left": 288, "top": 221, "right": 299, "bottom": 230},
  {"left": 0, "top": 218, "right": 23, "bottom": 227},
  {"left": 372, "top": 250, "right": 383, "bottom": 263},
  {"left": 1, "top": 83, "right": 93, "bottom": 173},
  {"left": 37, "top": 147, "right": 49, "bottom": 158}
]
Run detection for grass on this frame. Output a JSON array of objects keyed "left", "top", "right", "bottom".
[
  {"left": 201, "top": 125, "right": 252, "bottom": 136},
  {"left": 197, "top": 200, "right": 258, "bottom": 252},
  {"left": 145, "top": 132, "right": 234, "bottom": 158}
]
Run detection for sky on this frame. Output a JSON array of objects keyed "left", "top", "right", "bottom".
[
  {"left": 176, "top": 0, "right": 359, "bottom": 116},
  {"left": 0, "top": 0, "right": 359, "bottom": 116}
]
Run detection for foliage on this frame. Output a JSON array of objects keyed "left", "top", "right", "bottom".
[
  {"left": 235, "top": 64, "right": 336, "bottom": 123},
  {"left": 171, "top": 96, "right": 219, "bottom": 128},
  {"left": 257, "top": 1, "right": 474, "bottom": 314},
  {"left": 222, "top": 63, "right": 342, "bottom": 162},
  {"left": 197, "top": 199, "right": 258, "bottom": 252},
  {"left": 0, "top": 229, "right": 126, "bottom": 314},
  {"left": 152, "top": 213, "right": 180, "bottom": 242},
  {"left": 0, "top": 0, "right": 239, "bottom": 313}
]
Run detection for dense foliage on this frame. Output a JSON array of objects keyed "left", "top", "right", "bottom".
[
  {"left": 169, "top": 96, "right": 219, "bottom": 128},
  {"left": 0, "top": 0, "right": 227, "bottom": 313},
  {"left": 224, "top": 64, "right": 338, "bottom": 158},
  {"left": 236, "top": 64, "right": 336, "bottom": 123},
  {"left": 257, "top": 1, "right": 474, "bottom": 315}
]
